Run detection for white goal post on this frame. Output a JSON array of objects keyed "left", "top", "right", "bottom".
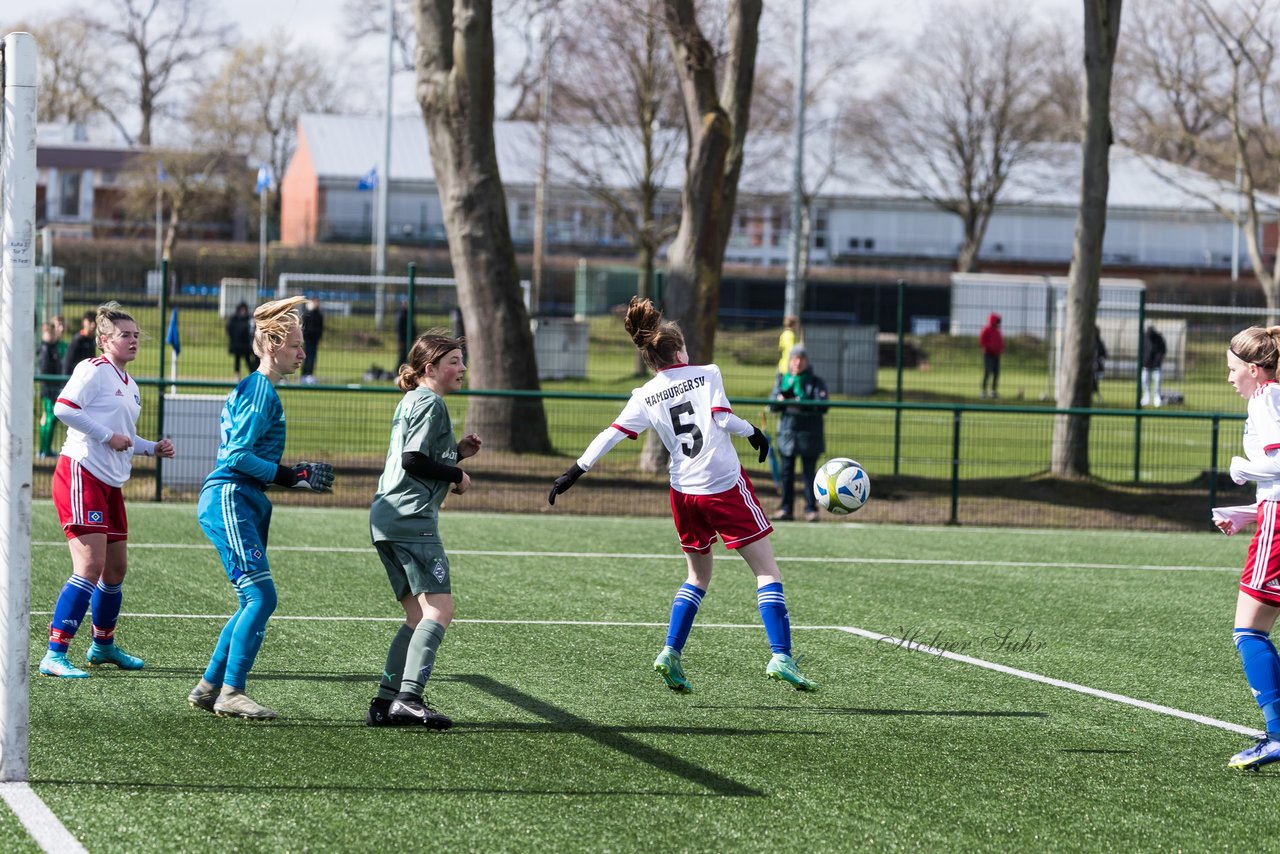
[{"left": 0, "top": 32, "right": 38, "bottom": 783}]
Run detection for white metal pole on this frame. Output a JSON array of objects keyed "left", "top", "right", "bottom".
[
  {"left": 258, "top": 188, "right": 267, "bottom": 290},
  {"left": 0, "top": 31, "right": 38, "bottom": 783},
  {"left": 374, "top": 0, "right": 393, "bottom": 329},
  {"left": 783, "top": 0, "right": 809, "bottom": 320}
]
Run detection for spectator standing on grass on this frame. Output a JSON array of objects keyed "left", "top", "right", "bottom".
[
  {"left": 63, "top": 310, "right": 97, "bottom": 374},
  {"left": 1142, "top": 324, "right": 1166, "bottom": 407},
  {"left": 186, "top": 297, "right": 335, "bottom": 721},
  {"left": 396, "top": 301, "right": 415, "bottom": 369},
  {"left": 979, "top": 312, "right": 1004, "bottom": 399},
  {"left": 300, "top": 298, "right": 324, "bottom": 384},
  {"left": 770, "top": 345, "right": 829, "bottom": 523},
  {"left": 40, "top": 302, "right": 176, "bottom": 679},
  {"left": 37, "top": 321, "right": 64, "bottom": 458},
  {"left": 366, "top": 331, "right": 481, "bottom": 730},
  {"left": 548, "top": 296, "right": 818, "bottom": 694},
  {"left": 775, "top": 315, "right": 800, "bottom": 386},
  {"left": 226, "top": 302, "right": 253, "bottom": 379},
  {"left": 1217, "top": 326, "right": 1280, "bottom": 770},
  {"left": 1094, "top": 326, "right": 1107, "bottom": 402}
]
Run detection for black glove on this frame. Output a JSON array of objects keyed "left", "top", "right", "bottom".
[
  {"left": 747, "top": 427, "right": 769, "bottom": 463},
  {"left": 548, "top": 463, "right": 585, "bottom": 505},
  {"left": 290, "top": 461, "right": 335, "bottom": 492}
]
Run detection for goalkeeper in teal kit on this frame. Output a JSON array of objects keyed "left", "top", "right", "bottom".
[{"left": 186, "top": 297, "right": 335, "bottom": 721}]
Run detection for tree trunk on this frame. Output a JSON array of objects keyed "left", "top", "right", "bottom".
[
  {"left": 661, "top": 0, "right": 761, "bottom": 365},
  {"left": 414, "top": 0, "right": 550, "bottom": 453},
  {"left": 1051, "top": 0, "right": 1123, "bottom": 477}
]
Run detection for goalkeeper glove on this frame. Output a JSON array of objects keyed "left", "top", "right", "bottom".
[
  {"left": 548, "top": 463, "right": 585, "bottom": 505},
  {"left": 747, "top": 427, "right": 769, "bottom": 463},
  {"left": 289, "top": 461, "right": 335, "bottom": 492}
]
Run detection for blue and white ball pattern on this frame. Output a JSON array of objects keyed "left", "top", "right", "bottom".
[{"left": 813, "top": 458, "right": 870, "bottom": 514}]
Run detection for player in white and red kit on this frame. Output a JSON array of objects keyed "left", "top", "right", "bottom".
[
  {"left": 1221, "top": 326, "right": 1280, "bottom": 770},
  {"left": 41, "top": 302, "right": 175, "bottom": 679},
  {"left": 548, "top": 297, "right": 817, "bottom": 692}
]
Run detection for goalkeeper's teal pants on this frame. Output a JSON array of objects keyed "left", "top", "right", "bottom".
[{"left": 198, "top": 482, "right": 277, "bottom": 690}]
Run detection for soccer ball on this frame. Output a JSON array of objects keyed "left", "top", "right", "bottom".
[{"left": 813, "top": 458, "right": 870, "bottom": 514}]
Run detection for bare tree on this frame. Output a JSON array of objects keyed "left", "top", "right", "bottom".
[
  {"left": 1052, "top": 0, "right": 1125, "bottom": 479},
  {"left": 25, "top": 15, "right": 124, "bottom": 129},
  {"left": 120, "top": 150, "right": 240, "bottom": 260},
  {"left": 414, "top": 0, "right": 551, "bottom": 453},
  {"left": 187, "top": 34, "right": 346, "bottom": 193},
  {"left": 550, "top": 0, "right": 683, "bottom": 338},
  {"left": 660, "top": 0, "right": 762, "bottom": 364},
  {"left": 94, "top": 0, "right": 235, "bottom": 146},
  {"left": 856, "top": 0, "right": 1048, "bottom": 272},
  {"left": 1121, "top": 0, "right": 1280, "bottom": 320}
]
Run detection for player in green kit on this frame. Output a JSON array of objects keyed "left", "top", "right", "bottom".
[{"left": 367, "top": 331, "right": 480, "bottom": 729}]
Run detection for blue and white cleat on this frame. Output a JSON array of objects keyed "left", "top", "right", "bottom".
[
  {"left": 39, "top": 650, "right": 89, "bottom": 679},
  {"left": 86, "top": 642, "right": 144, "bottom": 670},
  {"left": 1229, "top": 736, "right": 1280, "bottom": 771}
]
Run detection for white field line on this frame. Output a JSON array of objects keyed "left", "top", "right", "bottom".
[
  {"left": 0, "top": 783, "right": 88, "bottom": 854},
  {"left": 30, "top": 542, "right": 1236, "bottom": 573},
  {"left": 23, "top": 610, "right": 1258, "bottom": 739}
]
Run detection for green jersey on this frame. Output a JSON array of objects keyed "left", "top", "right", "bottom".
[{"left": 370, "top": 387, "right": 459, "bottom": 543}]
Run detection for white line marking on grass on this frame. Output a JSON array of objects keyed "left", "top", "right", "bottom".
[
  {"left": 28, "top": 609, "right": 1257, "bottom": 738},
  {"left": 0, "top": 783, "right": 87, "bottom": 854},
  {"left": 834, "top": 625, "right": 1259, "bottom": 738},
  {"left": 29, "top": 542, "right": 1236, "bottom": 573}
]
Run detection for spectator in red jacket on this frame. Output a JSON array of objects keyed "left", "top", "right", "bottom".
[{"left": 979, "top": 312, "right": 1004, "bottom": 399}]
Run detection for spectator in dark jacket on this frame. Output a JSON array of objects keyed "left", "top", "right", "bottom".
[
  {"left": 979, "top": 312, "right": 1004, "bottom": 399},
  {"left": 395, "top": 302, "right": 415, "bottom": 369},
  {"left": 300, "top": 298, "right": 324, "bottom": 383},
  {"left": 770, "top": 345, "right": 829, "bottom": 522},
  {"left": 1094, "top": 326, "right": 1107, "bottom": 401},
  {"left": 226, "top": 302, "right": 253, "bottom": 378},
  {"left": 1142, "top": 324, "right": 1167, "bottom": 407},
  {"left": 63, "top": 311, "right": 97, "bottom": 375},
  {"left": 37, "top": 321, "right": 64, "bottom": 458}
]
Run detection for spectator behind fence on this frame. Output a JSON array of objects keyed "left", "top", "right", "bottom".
[
  {"left": 979, "top": 312, "right": 1004, "bottom": 399},
  {"left": 1142, "top": 324, "right": 1167, "bottom": 407},
  {"left": 226, "top": 302, "right": 253, "bottom": 379},
  {"left": 63, "top": 311, "right": 97, "bottom": 374},
  {"left": 37, "top": 322, "right": 64, "bottom": 459},
  {"left": 300, "top": 299, "right": 324, "bottom": 385},
  {"left": 770, "top": 345, "right": 829, "bottom": 523},
  {"left": 396, "top": 301, "right": 416, "bottom": 369},
  {"left": 1094, "top": 326, "right": 1107, "bottom": 402},
  {"left": 776, "top": 315, "right": 800, "bottom": 386}
]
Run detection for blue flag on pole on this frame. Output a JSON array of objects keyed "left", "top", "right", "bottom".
[
  {"left": 357, "top": 166, "right": 378, "bottom": 191},
  {"left": 255, "top": 165, "right": 275, "bottom": 195},
  {"left": 166, "top": 308, "right": 180, "bottom": 356}
]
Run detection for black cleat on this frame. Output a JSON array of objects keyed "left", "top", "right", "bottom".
[
  {"left": 388, "top": 693, "right": 453, "bottom": 730},
  {"left": 366, "top": 697, "right": 395, "bottom": 727}
]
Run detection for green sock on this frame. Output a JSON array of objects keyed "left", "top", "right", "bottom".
[
  {"left": 377, "top": 624, "right": 414, "bottom": 701},
  {"left": 398, "top": 619, "right": 446, "bottom": 697}
]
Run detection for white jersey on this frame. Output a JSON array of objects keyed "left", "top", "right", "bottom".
[
  {"left": 1245, "top": 381, "right": 1280, "bottom": 502},
  {"left": 55, "top": 356, "right": 153, "bottom": 487},
  {"left": 581, "top": 363, "right": 752, "bottom": 495}
]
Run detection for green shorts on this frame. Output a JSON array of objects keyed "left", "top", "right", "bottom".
[{"left": 374, "top": 541, "right": 452, "bottom": 599}]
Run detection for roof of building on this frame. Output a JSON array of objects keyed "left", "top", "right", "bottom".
[{"left": 295, "top": 113, "right": 1278, "bottom": 215}]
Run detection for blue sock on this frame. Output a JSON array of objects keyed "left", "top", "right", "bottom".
[
  {"left": 90, "top": 580, "right": 123, "bottom": 645},
  {"left": 757, "top": 581, "right": 791, "bottom": 655},
  {"left": 48, "top": 575, "right": 94, "bottom": 652},
  {"left": 664, "top": 583, "right": 705, "bottom": 652},
  {"left": 1235, "top": 628, "right": 1280, "bottom": 736},
  {"left": 223, "top": 574, "right": 277, "bottom": 690},
  {"left": 203, "top": 589, "right": 247, "bottom": 687}
]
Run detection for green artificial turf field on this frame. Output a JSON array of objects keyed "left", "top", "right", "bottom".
[{"left": 4, "top": 501, "right": 1269, "bottom": 851}]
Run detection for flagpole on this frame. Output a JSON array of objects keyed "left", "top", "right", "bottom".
[
  {"left": 258, "top": 183, "right": 267, "bottom": 292},
  {"left": 374, "top": 0, "right": 393, "bottom": 330}
]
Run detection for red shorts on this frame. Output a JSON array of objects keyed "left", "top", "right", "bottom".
[
  {"left": 1242, "top": 501, "right": 1280, "bottom": 605},
  {"left": 669, "top": 470, "right": 772, "bottom": 554},
  {"left": 53, "top": 456, "right": 128, "bottom": 542}
]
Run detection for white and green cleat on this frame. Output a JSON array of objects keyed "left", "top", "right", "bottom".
[
  {"left": 653, "top": 646, "right": 692, "bottom": 693},
  {"left": 766, "top": 653, "right": 818, "bottom": 691},
  {"left": 213, "top": 690, "right": 278, "bottom": 721}
]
